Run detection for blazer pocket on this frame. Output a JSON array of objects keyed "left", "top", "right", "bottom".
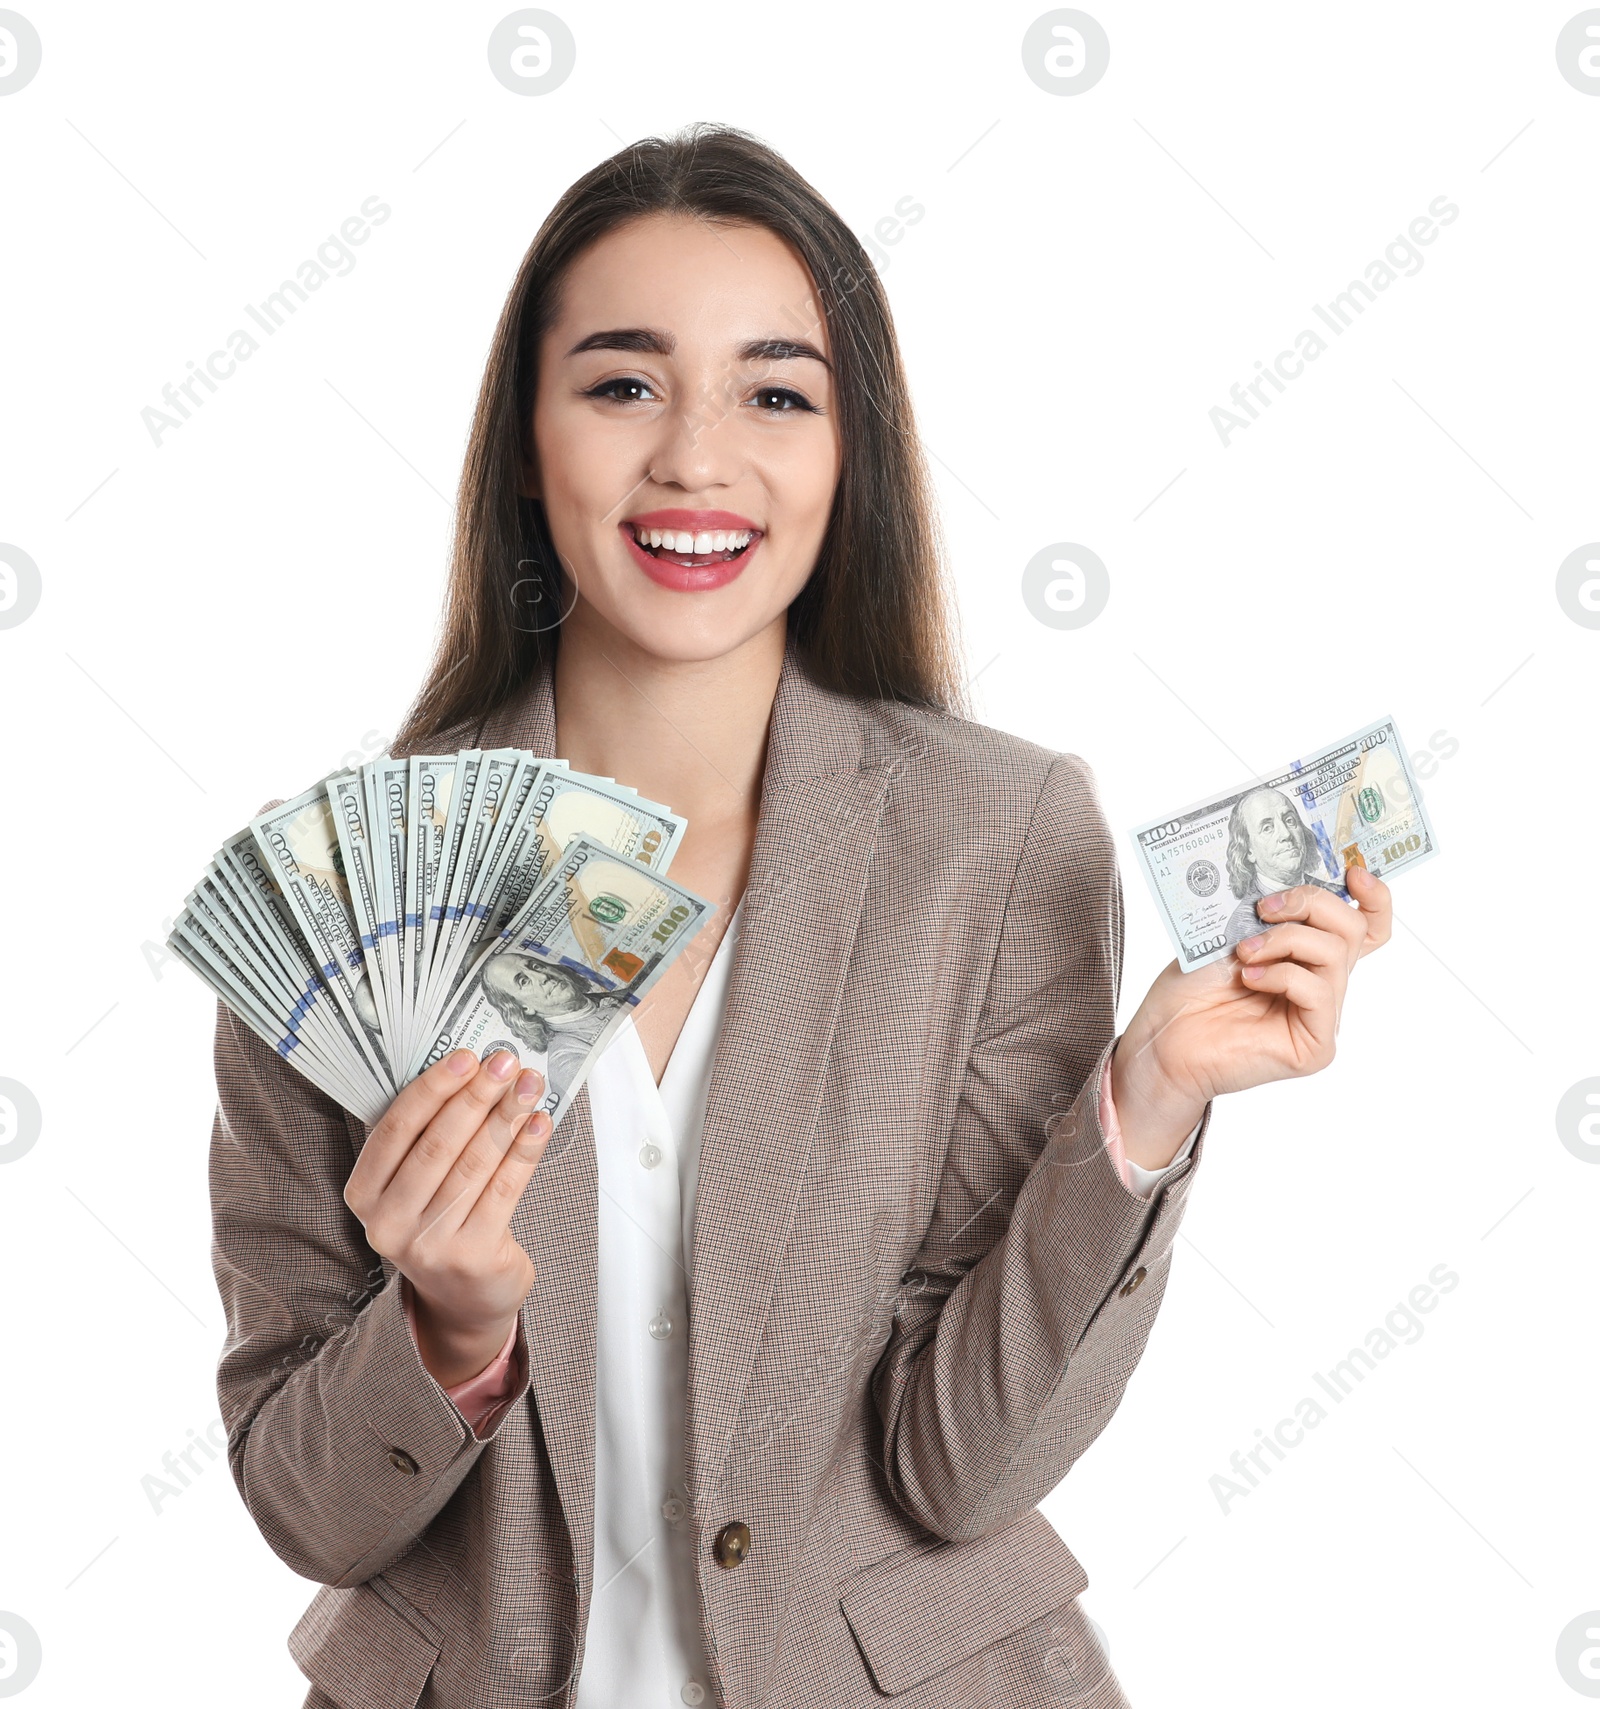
[
  {"left": 289, "top": 1578, "right": 441, "bottom": 1709},
  {"left": 838, "top": 1508, "right": 1089, "bottom": 1696}
]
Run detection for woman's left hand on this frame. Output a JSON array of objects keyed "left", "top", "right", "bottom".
[{"left": 1110, "top": 864, "right": 1393, "bottom": 1165}]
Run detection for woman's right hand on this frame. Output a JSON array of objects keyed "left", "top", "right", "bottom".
[{"left": 343, "top": 1047, "right": 552, "bottom": 1386}]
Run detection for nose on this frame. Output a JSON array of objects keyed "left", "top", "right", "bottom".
[{"left": 645, "top": 368, "right": 743, "bottom": 495}]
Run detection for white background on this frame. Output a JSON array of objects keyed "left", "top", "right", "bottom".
[{"left": 1, "top": 2, "right": 1595, "bottom": 1704}]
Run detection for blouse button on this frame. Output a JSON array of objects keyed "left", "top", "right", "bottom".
[
  {"left": 649, "top": 1310, "right": 674, "bottom": 1340},
  {"left": 639, "top": 1142, "right": 663, "bottom": 1170},
  {"left": 681, "top": 1684, "right": 706, "bottom": 1706},
  {"left": 661, "top": 1494, "right": 686, "bottom": 1525}
]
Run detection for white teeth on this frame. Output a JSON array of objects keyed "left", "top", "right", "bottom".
[{"left": 634, "top": 525, "right": 753, "bottom": 554}]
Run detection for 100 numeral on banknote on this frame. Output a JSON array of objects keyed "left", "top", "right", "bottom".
[{"left": 1130, "top": 715, "right": 1438, "bottom": 971}]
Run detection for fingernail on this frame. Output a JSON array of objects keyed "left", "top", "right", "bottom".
[
  {"left": 1243, "top": 963, "right": 1266, "bottom": 978},
  {"left": 1260, "top": 893, "right": 1285, "bottom": 913},
  {"left": 516, "top": 1070, "right": 541, "bottom": 1104},
  {"left": 488, "top": 1051, "right": 516, "bottom": 1081},
  {"left": 447, "top": 1050, "right": 476, "bottom": 1076},
  {"left": 1239, "top": 933, "right": 1266, "bottom": 953}
]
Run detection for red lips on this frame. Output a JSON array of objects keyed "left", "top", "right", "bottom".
[
  {"left": 625, "top": 508, "right": 760, "bottom": 533},
  {"left": 619, "top": 510, "right": 763, "bottom": 592}
]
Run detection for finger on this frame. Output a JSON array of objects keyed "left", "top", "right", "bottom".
[
  {"left": 1238, "top": 957, "right": 1337, "bottom": 1066},
  {"left": 377, "top": 1050, "right": 525, "bottom": 1225},
  {"left": 418, "top": 1068, "right": 547, "bottom": 1241},
  {"left": 1235, "top": 920, "right": 1350, "bottom": 977},
  {"left": 1345, "top": 862, "right": 1393, "bottom": 954},
  {"left": 347, "top": 1048, "right": 480, "bottom": 1207},
  {"left": 460, "top": 1098, "right": 555, "bottom": 1245},
  {"left": 1255, "top": 882, "right": 1366, "bottom": 961}
]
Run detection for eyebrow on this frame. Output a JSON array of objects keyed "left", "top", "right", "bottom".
[{"left": 563, "top": 326, "right": 831, "bottom": 370}]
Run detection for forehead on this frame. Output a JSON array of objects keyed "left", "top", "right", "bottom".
[
  {"left": 549, "top": 212, "right": 828, "bottom": 357},
  {"left": 1241, "top": 789, "right": 1289, "bottom": 818}
]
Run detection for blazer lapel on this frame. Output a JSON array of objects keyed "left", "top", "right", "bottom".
[
  {"left": 462, "top": 643, "right": 895, "bottom": 1591},
  {"left": 684, "top": 651, "right": 894, "bottom": 1500},
  {"left": 464, "top": 669, "right": 603, "bottom": 1611}
]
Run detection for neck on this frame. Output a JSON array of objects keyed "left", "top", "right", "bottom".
[{"left": 550, "top": 606, "right": 783, "bottom": 828}]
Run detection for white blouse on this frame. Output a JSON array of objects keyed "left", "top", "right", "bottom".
[
  {"left": 567, "top": 894, "right": 1196, "bottom": 1704},
  {"left": 577, "top": 896, "right": 746, "bottom": 1706}
]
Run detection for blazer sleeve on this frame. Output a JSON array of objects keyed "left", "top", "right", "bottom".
[
  {"left": 209, "top": 1000, "right": 533, "bottom": 1586},
  {"left": 870, "top": 752, "right": 1210, "bottom": 1544}
]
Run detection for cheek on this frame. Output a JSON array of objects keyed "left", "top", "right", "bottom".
[
  {"left": 798, "top": 426, "right": 843, "bottom": 529},
  {"left": 764, "top": 431, "right": 841, "bottom": 553},
  {"left": 541, "top": 420, "right": 615, "bottom": 514},
  {"left": 532, "top": 397, "right": 623, "bottom": 519}
]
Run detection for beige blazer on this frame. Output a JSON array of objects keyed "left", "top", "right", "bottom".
[{"left": 209, "top": 643, "right": 1210, "bottom": 1708}]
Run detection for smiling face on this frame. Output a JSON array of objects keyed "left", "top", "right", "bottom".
[{"left": 522, "top": 212, "right": 843, "bottom": 663}]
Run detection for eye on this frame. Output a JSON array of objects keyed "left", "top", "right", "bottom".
[
  {"left": 583, "top": 375, "right": 660, "bottom": 405},
  {"left": 747, "top": 385, "right": 819, "bottom": 414}
]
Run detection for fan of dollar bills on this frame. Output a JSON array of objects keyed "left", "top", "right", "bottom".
[{"left": 169, "top": 751, "right": 715, "bottom": 1127}]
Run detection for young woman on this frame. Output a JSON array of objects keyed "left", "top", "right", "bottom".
[{"left": 209, "top": 124, "right": 1392, "bottom": 1709}]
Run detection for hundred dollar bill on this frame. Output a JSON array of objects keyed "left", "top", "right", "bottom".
[
  {"left": 188, "top": 873, "right": 362, "bottom": 1094},
  {"left": 421, "top": 833, "right": 714, "bottom": 1125},
  {"left": 403, "top": 754, "right": 456, "bottom": 1068},
  {"left": 327, "top": 770, "right": 403, "bottom": 1073},
  {"left": 251, "top": 784, "right": 397, "bottom": 1092},
  {"left": 170, "top": 904, "right": 386, "bottom": 1120},
  {"left": 408, "top": 763, "right": 688, "bottom": 1078},
  {"left": 478, "top": 762, "right": 687, "bottom": 938},
  {"left": 166, "top": 930, "right": 342, "bottom": 1110},
  {"left": 364, "top": 756, "right": 411, "bottom": 1073},
  {"left": 1129, "top": 714, "right": 1438, "bottom": 971},
  {"left": 216, "top": 827, "right": 381, "bottom": 1095},
  {"left": 415, "top": 750, "right": 527, "bottom": 1029}
]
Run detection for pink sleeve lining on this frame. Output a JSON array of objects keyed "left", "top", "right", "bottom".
[
  {"left": 402, "top": 1282, "right": 521, "bottom": 1437},
  {"left": 1099, "top": 1055, "right": 1134, "bottom": 1191}
]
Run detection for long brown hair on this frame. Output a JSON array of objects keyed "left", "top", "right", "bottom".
[{"left": 394, "top": 121, "right": 967, "bottom": 750}]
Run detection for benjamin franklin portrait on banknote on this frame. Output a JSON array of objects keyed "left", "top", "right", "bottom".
[
  {"left": 1222, "top": 787, "right": 1346, "bottom": 948},
  {"left": 477, "top": 953, "right": 630, "bottom": 1103}
]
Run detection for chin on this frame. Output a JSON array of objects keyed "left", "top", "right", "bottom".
[
  {"left": 595, "top": 610, "right": 783, "bottom": 668},
  {"left": 575, "top": 575, "right": 795, "bottom": 667}
]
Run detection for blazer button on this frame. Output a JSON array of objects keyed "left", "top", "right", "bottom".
[
  {"left": 712, "top": 1521, "right": 751, "bottom": 1568},
  {"left": 387, "top": 1448, "right": 419, "bottom": 1474},
  {"left": 1118, "top": 1266, "right": 1147, "bottom": 1298}
]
